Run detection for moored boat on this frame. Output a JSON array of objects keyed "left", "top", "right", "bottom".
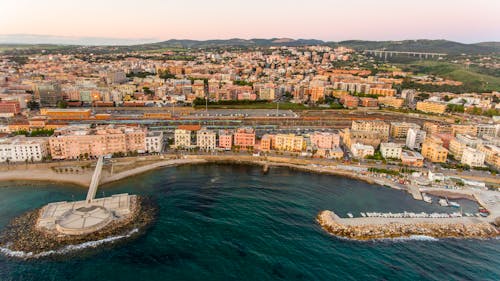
[{"left": 438, "top": 199, "right": 448, "bottom": 207}]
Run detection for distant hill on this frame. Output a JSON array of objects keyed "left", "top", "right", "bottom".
[
  {"left": 134, "top": 38, "right": 325, "bottom": 49},
  {"left": 134, "top": 39, "right": 499, "bottom": 55},
  {"left": 1, "top": 37, "right": 498, "bottom": 55},
  {"left": 329, "top": 40, "right": 499, "bottom": 55}
]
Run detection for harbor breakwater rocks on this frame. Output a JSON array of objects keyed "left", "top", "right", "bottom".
[
  {"left": 317, "top": 210, "right": 499, "bottom": 240},
  {"left": 0, "top": 196, "right": 157, "bottom": 257}
]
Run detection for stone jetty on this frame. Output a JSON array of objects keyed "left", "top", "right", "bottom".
[
  {"left": 0, "top": 196, "right": 156, "bottom": 256},
  {"left": 317, "top": 210, "right": 499, "bottom": 240}
]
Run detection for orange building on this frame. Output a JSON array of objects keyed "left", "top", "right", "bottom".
[
  {"left": 369, "top": 88, "right": 396, "bottom": 96},
  {"left": 40, "top": 108, "right": 91, "bottom": 120},
  {"left": 234, "top": 127, "right": 256, "bottom": 149},
  {"left": 360, "top": 97, "right": 378, "bottom": 107},
  {"left": 259, "top": 134, "right": 274, "bottom": 152}
]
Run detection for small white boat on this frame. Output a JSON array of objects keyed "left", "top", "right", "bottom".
[
  {"left": 438, "top": 199, "right": 449, "bottom": 207},
  {"left": 422, "top": 194, "right": 432, "bottom": 204},
  {"left": 361, "top": 212, "right": 366, "bottom": 217},
  {"left": 449, "top": 201, "right": 460, "bottom": 208},
  {"left": 347, "top": 213, "right": 354, "bottom": 218}
]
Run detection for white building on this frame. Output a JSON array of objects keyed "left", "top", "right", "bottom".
[
  {"left": 477, "top": 124, "right": 499, "bottom": 138},
  {"left": 461, "top": 147, "right": 485, "bottom": 167},
  {"left": 174, "top": 129, "right": 192, "bottom": 148},
  {"left": 145, "top": 131, "right": 164, "bottom": 153},
  {"left": 406, "top": 128, "right": 426, "bottom": 150},
  {"left": 0, "top": 136, "right": 49, "bottom": 162},
  {"left": 380, "top": 142, "right": 403, "bottom": 159},
  {"left": 456, "top": 134, "right": 482, "bottom": 148},
  {"left": 351, "top": 143, "right": 374, "bottom": 158},
  {"left": 196, "top": 129, "right": 217, "bottom": 151}
]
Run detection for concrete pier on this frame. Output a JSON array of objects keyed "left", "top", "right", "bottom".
[
  {"left": 36, "top": 156, "right": 137, "bottom": 236},
  {"left": 86, "top": 156, "right": 104, "bottom": 203}
]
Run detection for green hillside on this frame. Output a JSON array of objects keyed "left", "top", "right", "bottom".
[{"left": 401, "top": 61, "right": 500, "bottom": 92}]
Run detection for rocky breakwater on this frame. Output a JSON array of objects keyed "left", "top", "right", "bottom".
[
  {"left": 0, "top": 196, "right": 157, "bottom": 258},
  {"left": 317, "top": 210, "right": 499, "bottom": 240}
]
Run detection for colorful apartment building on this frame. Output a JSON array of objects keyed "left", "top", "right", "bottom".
[
  {"left": 218, "top": 130, "right": 233, "bottom": 150},
  {"left": 274, "top": 134, "right": 304, "bottom": 152},
  {"left": 197, "top": 129, "right": 217, "bottom": 150},
  {"left": 234, "top": 127, "right": 256, "bottom": 149},
  {"left": 416, "top": 101, "right": 447, "bottom": 114},
  {"left": 390, "top": 122, "right": 420, "bottom": 139},
  {"left": 49, "top": 125, "right": 146, "bottom": 159},
  {"left": 310, "top": 132, "right": 340, "bottom": 149},
  {"left": 421, "top": 137, "right": 448, "bottom": 163}
]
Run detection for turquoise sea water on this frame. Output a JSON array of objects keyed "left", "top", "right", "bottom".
[{"left": 0, "top": 164, "right": 498, "bottom": 281}]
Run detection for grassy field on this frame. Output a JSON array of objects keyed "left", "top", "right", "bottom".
[{"left": 401, "top": 61, "right": 500, "bottom": 92}]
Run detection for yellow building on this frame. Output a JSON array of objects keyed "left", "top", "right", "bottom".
[
  {"left": 351, "top": 120, "right": 389, "bottom": 141},
  {"left": 378, "top": 96, "right": 404, "bottom": 108},
  {"left": 390, "top": 122, "right": 420, "bottom": 139},
  {"left": 422, "top": 138, "right": 448, "bottom": 163},
  {"left": 40, "top": 108, "right": 92, "bottom": 120},
  {"left": 451, "top": 124, "right": 478, "bottom": 137},
  {"left": 423, "top": 122, "right": 452, "bottom": 135},
  {"left": 368, "top": 88, "right": 396, "bottom": 96},
  {"left": 416, "top": 101, "right": 447, "bottom": 114},
  {"left": 477, "top": 144, "right": 500, "bottom": 169},
  {"left": 274, "top": 134, "right": 304, "bottom": 152},
  {"left": 448, "top": 138, "right": 467, "bottom": 160}
]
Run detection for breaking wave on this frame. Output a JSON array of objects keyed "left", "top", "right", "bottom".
[
  {"left": 0, "top": 228, "right": 139, "bottom": 259},
  {"left": 381, "top": 235, "right": 440, "bottom": 242}
]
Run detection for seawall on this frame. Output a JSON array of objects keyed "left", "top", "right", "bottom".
[{"left": 317, "top": 210, "right": 498, "bottom": 240}]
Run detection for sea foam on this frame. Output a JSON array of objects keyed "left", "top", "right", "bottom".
[
  {"left": 0, "top": 228, "right": 139, "bottom": 259},
  {"left": 376, "top": 235, "right": 439, "bottom": 242}
]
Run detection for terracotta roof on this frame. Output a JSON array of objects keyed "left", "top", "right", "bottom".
[{"left": 177, "top": 125, "right": 202, "bottom": 131}]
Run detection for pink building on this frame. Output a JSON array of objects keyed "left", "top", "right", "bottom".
[
  {"left": 310, "top": 132, "right": 340, "bottom": 149},
  {"left": 218, "top": 130, "right": 233, "bottom": 150},
  {"left": 0, "top": 101, "right": 21, "bottom": 114},
  {"left": 49, "top": 125, "right": 146, "bottom": 159},
  {"left": 433, "top": 133, "right": 453, "bottom": 149},
  {"left": 237, "top": 92, "right": 257, "bottom": 101},
  {"left": 234, "top": 127, "right": 256, "bottom": 149}
]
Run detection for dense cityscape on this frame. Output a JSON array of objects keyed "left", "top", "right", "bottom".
[
  {"left": 0, "top": 45, "right": 499, "bottom": 175},
  {"left": 0, "top": 0, "right": 499, "bottom": 280}
]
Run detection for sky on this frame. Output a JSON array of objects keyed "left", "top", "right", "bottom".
[{"left": 1, "top": 0, "right": 499, "bottom": 44}]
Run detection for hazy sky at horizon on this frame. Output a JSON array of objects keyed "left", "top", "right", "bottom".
[{"left": 1, "top": 0, "right": 499, "bottom": 43}]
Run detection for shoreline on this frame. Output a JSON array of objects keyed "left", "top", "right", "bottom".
[
  {"left": 0, "top": 155, "right": 388, "bottom": 188},
  {"left": 0, "top": 154, "right": 497, "bottom": 222}
]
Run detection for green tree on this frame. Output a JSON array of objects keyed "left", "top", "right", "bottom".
[{"left": 56, "top": 100, "right": 68, "bottom": 108}]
